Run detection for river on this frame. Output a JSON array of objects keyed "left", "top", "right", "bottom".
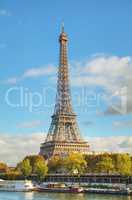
[{"left": 0, "top": 192, "right": 132, "bottom": 200}]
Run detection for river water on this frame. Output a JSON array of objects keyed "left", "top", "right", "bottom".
[{"left": 0, "top": 192, "right": 132, "bottom": 200}]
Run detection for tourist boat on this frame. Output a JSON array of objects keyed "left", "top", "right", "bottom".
[
  {"left": 0, "top": 180, "right": 35, "bottom": 192},
  {"left": 37, "top": 183, "right": 84, "bottom": 193},
  {"left": 84, "top": 187, "right": 132, "bottom": 195},
  {"left": 69, "top": 185, "right": 84, "bottom": 193}
]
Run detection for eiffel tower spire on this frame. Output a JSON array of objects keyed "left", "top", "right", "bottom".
[
  {"left": 40, "top": 26, "right": 90, "bottom": 158},
  {"left": 61, "top": 22, "right": 64, "bottom": 33},
  {"left": 54, "top": 23, "right": 74, "bottom": 115}
]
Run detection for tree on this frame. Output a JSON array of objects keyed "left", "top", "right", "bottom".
[
  {"left": 24, "top": 155, "right": 45, "bottom": 173},
  {"left": 113, "top": 154, "right": 132, "bottom": 176},
  {"left": 48, "top": 156, "right": 64, "bottom": 173},
  {"left": 95, "top": 155, "right": 114, "bottom": 174},
  {"left": 84, "top": 154, "right": 100, "bottom": 173},
  {"left": 64, "top": 153, "right": 87, "bottom": 175},
  {"left": 18, "top": 159, "right": 32, "bottom": 179},
  {"left": 35, "top": 160, "right": 48, "bottom": 182},
  {"left": 5, "top": 171, "right": 21, "bottom": 180},
  {"left": 0, "top": 162, "right": 8, "bottom": 173}
]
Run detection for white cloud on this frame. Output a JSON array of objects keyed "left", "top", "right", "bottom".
[
  {"left": 83, "top": 121, "right": 94, "bottom": 126},
  {"left": 113, "top": 120, "right": 132, "bottom": 128},
  {"left": 23, "top": 65, "right": 56, "bottom": 78},
  {"left": 71, "top": 55, "right": 132, "bottom": 114},
  {"left": 88, "top": 136, "right": 132, "bottom": 154},
  {"left": 71, "top": 76, "right": 108, "bottom": 87},
  {"left": 0, "top": 9, "right": 11, "bottom": 16},
  {"left": 0, "top": 133, "right": 132, "bottom": 166},
  {"left": 87, "top": 56, "right": 131, "bottom": 77},
  {"left": 17, "top": 120, "right": 42, "bottom": 128},
  {"left": 0, "top": 133, "right": 45, "bottom": 166},
  {"left": 4, "top": 65, "right": 56, "bottom": 84},
  {"left": 119, "top": 137, "right": 132, "bottom": 148},
  {"left": 71, "top": 55, "right": 132, "bottom": 89},
  {"left": 5, "top": 77, "right": 18, "bottom": 84}
]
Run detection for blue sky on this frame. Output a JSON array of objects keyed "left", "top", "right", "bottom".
[{"left": 0, "top": 0, "right": 132, "bottom": 164}]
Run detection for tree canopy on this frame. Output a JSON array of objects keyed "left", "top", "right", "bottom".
[
  {"left": 48, "top": 155, "right": 64, "bottom": 173},
  {"left": 112, "top": 153, "right": 132, "bottom": 176},
  {"left": 0, "top": 162, "right": 8, "bottom": 173},
  {"left": 1, "top": 153, "right": 132, "bottom": 180},
  {"left": 18, "top": 159, "right": 32, "bottom": 178},
  {"left": 24, "top": 155, "right": 46, "bottom": 173},
  {"left": 34, "top": 160, "right": 48, "bottom": 182},
  {"left": 95, "top": 155, "right": 114, "bottom": 174},
  {"left": 64, "top": 153, "right": 87, "bottom": 175}
]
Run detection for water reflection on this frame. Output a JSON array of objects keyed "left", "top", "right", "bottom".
[
  {"left": 43, "top": 193, "right": 85, "bottom": 200},
  {"left": 33, "top": 192, "right": 132, "bottom": 200},
  {"left": 24, "top": 192, "right": 34, "bottom": 200},
  {"left": 0, "top": 192, "right": 132, "bottom": 200}
]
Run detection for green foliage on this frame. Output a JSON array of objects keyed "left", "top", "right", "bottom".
[
  {"left": 48, "top": 156, "right": 64, "bottom": 173},
  {"left": 84, "top": 154, "right": 100, "bottom": 173},
  {"left": 64, "top": 153, "right": 87, "bottom": 175},
  {"left": 0, "top": 162, "right": 8, "bottom": 173},
  {"left": 18, "top": 155, "right": 48, "bottom": 181},
  {"left": 112, "top": 153, "right": 132, "bottom": 176},
  {"left": 4, "top": 171, "right": 21, "bottom": 180},
  {"left": 2, "top": 153, "right": 132, "bottom": 180},
  {"left": 34, "top": 160, "right": 48, "bottom": 182},
  {"left": 95, "top": 154, "right": 114, "bottom": 174},
  {"left": 48, "top": 153, "right": 87, "bottom": 174},
  {"left": 85, "top": 153, "right": 132, "bottom": 177},
  {"left": 18, "top": 159, "right": 32, "bottom": 178},
  {"left": 48, "top": 153, "right": 132, "bottom": 177},
  {"left": 24, "top": 155, "right": 45, "bottom": 173}
]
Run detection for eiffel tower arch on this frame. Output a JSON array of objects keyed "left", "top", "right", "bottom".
[{"left": 40, "top": 25, "right": 90, "bottom": 159}]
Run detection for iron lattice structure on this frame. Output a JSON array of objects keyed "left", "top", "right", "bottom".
[{"left": 40, "top": 26, "right": 90, "bottom": 158}]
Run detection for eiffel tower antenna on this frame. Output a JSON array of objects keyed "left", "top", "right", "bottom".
[
  {"left": 61, "top": 22, "right": 64, "bottom": 32},
  {"left": 40, "top": 26, "right": 90, "bottom": 159}
]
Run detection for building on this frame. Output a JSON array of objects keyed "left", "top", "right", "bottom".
[{"left": 40, "top": 25, "right": 90, "bottom": 159}]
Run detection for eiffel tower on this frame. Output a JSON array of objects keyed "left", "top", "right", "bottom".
[{"left": 40, "top": 25, "right": 90, "bottom": 159}]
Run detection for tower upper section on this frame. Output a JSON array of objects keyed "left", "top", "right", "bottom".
[{"left": 54, "top": 25, "right": 74, "bottom": 115}]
